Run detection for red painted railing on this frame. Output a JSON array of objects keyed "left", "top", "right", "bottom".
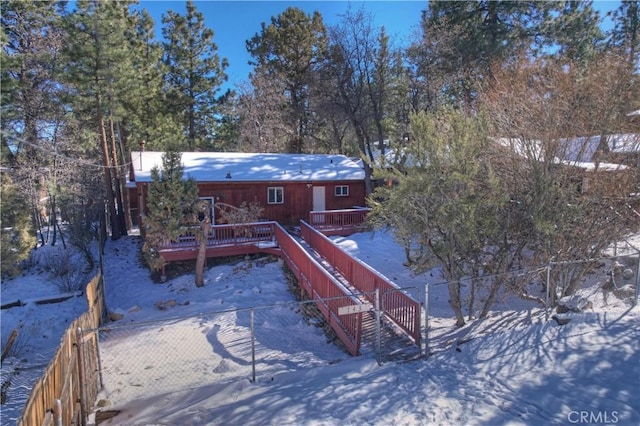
[
  {"left": 300, "top": 220, "right": 421, "bottom": 345},
  {"left": 158, "top": 222, "right": 276, "bottom": 250},
  {"left": 155, "top": 212, "right": 420, "bottom": 353},
  {"left": 274, "top": 225, "right": 363, "bottom": 356},
  {"left": 308, "top": 208, "right": 370, "bottom": 236},
  {"left": 159, "top": 222, "right": 363, "bottom": 355}
]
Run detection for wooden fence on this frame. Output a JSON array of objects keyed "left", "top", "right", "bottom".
[
  {"left": 17, "top": 273, "right": 106, "bottom": 426},
  {"left": 301, "top": 220, "right": 422, "bottom": 345}
]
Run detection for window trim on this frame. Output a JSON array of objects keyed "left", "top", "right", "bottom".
[
  {"left": 334, "top": 185, "right": 349, "bottom": 197},
  {"left": 267, "top": 186, "right": 284, "bottom": 204}
]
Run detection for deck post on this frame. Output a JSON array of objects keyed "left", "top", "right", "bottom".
[
  {"left": 250, "top": 308, "right": 256, "bottom": 382},
  {"left": 424, "top": 283, "right": 429, "bottom": 357},
  {"left": 635, "top": 253, "right": 639, "bottom": 306},
  {"left": 374, "top": 288, "right": 382, "bottom": 365},
  {"left": 545, "top": 264, "right": 551, "bottom": 321}
]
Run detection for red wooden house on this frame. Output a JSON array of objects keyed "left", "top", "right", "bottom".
[{"left": 128, "top": 151, "right": 367, "bottom": 227}]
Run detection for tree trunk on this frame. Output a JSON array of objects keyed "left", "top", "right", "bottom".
[
  {"left": 108, "top": 115, "right": 127, "bottom": 236},
  {"left": 480, "top": 278, "right": 503, "bottom": 319},
  {"left": 443, "top": 252, "right": 465, "bottom": 327},
  {"left": 97, "top": 94, "right": 121, "bottom": 240},
  {"left": 49, "top": 194, "right": 57, "bottom": 246},
  {"left": 33, "top": 206, "right": 45, "bottom": 246},
  {"left": 117, "top": 120, "right": 133, "bottom": 230},
  {"left": 55, "top": 220, "right": 66, "bottom": 249},
  {"left": 351, "top": 124, "right": 374, "bottom": 195},
  {"left": 468, "top": 278, "right": 476, "bottom": 321},
  {"left": 195, "top": 219, "right": 211, "bottom": 287},
  {"left": 447, "top": 279, "right": 466, "bottom": 327}
]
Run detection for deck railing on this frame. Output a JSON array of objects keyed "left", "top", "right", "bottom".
[
  {"left": 274, "top": 224, "right": 363, "bottom": 356},
  {"left": 158, "top": 222, "right": 276, "bottom": 250},
  {"left": 308, "top": 208, "right": 370, "bottom": 235},
  {"left": 159, "top": 222, "right": 363, "bottom": 356},
  {"left": 300, "top": 220, "right": 421, "bottom": 345}
]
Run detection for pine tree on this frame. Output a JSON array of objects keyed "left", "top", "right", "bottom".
[
  {"left": 118, "top": 8, "right": 184, "bottom": 152},
  {"left": 142, "top": 150, "right": 198, "bottom": 276},
  {"left": 416, "top": 1, "right": 604, "bottom": 108},
  {"left": 1, "top": 172, "right": 36, "bottom": 278},
  {"left": 609, "top": 0, "right": 640, "bottom": 72},
  {"left": 63, "top": 0, "right": 143, "bottom": 239},
  {"left": 369, "top": 109, "right": 502, "bottom": 327},
  {"left": 544, "top": 1, "right": 604, "bottom": 65},
  {"left": 161, "top": 0, "right": 228, "bottom": 151},
  {"left": 0, "top": 0, "right": 83, "bottom": 247},
  {"left": 246, "top": 6, "right": 328, "bottom": 153}
]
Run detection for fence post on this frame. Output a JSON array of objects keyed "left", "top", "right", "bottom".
[
  {"left": 424, "top": 282, "right": 430, "bottom": 357},
  {"left": 545, "top": 264, "right": 551, "bottom": 321},
  {"left": 53, "top": 399, "right": 62, "bottom": 426},
  {"left": 75, "top": 327, "right": 87, "bottom": 426},
  {"left": 250, "top": 308, "right": 256, "bottom": 383},
  {"left": 95, "top": 328, "right": 104, "bottom": 390},
  {"left": 635, "top": 253, "right": 640, "bottom": 307},
  {"left": 374, "top": 288, "right": 382, "bottom": 365}
]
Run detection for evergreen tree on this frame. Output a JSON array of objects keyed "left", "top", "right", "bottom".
[
  {"left": 162, "top": 0, "right": 229, "bottom": 151},
  {"left": 63, "top": 0, "right": 142, "bottom": 239},
  {"left": 1, "top": 0, "right": 72, "bottom": 247},
  {"left": 120, "top": 8, "right": 184, "bottom": 151},
  {"left": 369, "top": 109, "right": 502, "bottom": 327},
  {"left": 543, "top": 1, "right": 604, "bottom": 65},
  {"left": 211, "top": 90, "right": 240, "bottom": 151},
  {"left": 609, "top": 0, "right": 640, "bottom": 72},
  {"left": 415, "top": 1, "right": 603, "bottom": 109},
  {"left": 246, "top": 6, "right": 328, "bottom": 153},
  {"left": 1, "top": 172, "right": 37, "bottom": 278},
  {"left": 1, "top": 0, "right": 64, "bottom": 163},
  {"left": 142, "top": 150, "right": 198, "bottom": 275}
]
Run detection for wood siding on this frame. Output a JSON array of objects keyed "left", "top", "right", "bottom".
[{"left": 134, "top": 180, "right": 366, "bottom": 228}]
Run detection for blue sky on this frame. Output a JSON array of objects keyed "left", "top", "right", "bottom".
[
  {"left": 140, "top": 1, "right": 429, "bottom": 90},
  {"left": 138, "top": 1, "right": 621, "bottom": 92}
]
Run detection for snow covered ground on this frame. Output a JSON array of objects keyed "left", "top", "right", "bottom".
[{"left": 2, "top": 229, "right": 639, "bottom": 425}]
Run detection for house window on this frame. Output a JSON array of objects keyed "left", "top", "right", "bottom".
[
  {"left": 335, "top": 185, "right": 349, "bottom": 196},
  {"left": 268, "top": 187, "right": 284, "bottom": 204}
]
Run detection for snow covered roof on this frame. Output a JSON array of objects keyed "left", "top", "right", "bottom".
[
  {"left": 560, "top": 134, "right": 640, "bottom": 162},
  {"left": 130, "top": 151, "right": 365, "bottom": 183},
  {"left": 560, "top": 160, "right": 628, "bottom": 171},
  {"left": 494, "top": 137, "right": 546, "bottom": 160},
  {"left": 494, "top": 134, "right": 639, "bottom": 163}
]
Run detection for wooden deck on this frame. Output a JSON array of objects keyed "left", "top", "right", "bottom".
[
  {"left": 158, "top": 209, "right": 371, "bottom": 262},
  {"left": 158, "top": 222, "right": 281, "bottom": 262},
  {"left": 308, "top": 208, "right": 370, "bottom": 236},
  {"left": 156, "top": 208, "right": 420, "bottom": 356}
]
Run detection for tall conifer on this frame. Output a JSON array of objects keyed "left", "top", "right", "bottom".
[
  {"left": 162, "top": 0, "right": 228, "bottom": 151},
  {"left": 143, "top": 150, "right": 198, "bottom": 276}
]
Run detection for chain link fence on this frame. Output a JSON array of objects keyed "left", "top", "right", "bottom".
[
  {"left": 89, "top": 253, "right": 638, "bottom": 409},
  {"left": 419, "top": 252, "right": 639, "bottom": 355},
  {"left": 91, "top": 289, "right": 425, "bottom": 409}
]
